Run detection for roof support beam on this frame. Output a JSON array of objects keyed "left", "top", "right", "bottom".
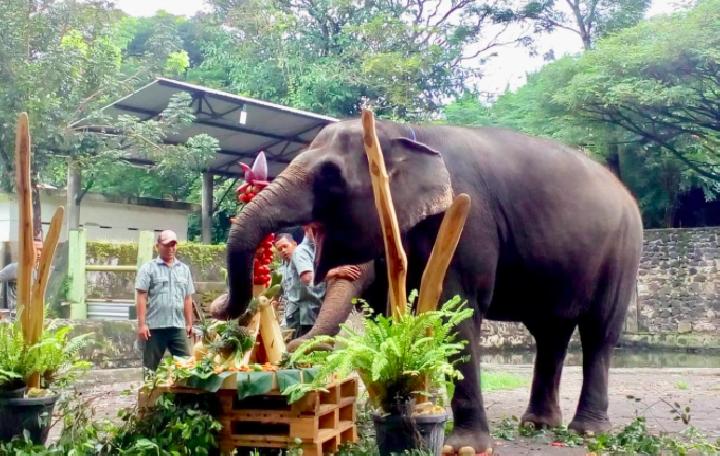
[
  {"left": 201, "top": 172, "right": 213, "bottom": 244},
  {"left": 215, "top": 121, "right": 326, "bottom": 170},
  {"left": 114, "top": 103, "right": 305, "bottom": 143}
]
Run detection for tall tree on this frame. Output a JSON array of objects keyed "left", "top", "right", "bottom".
[
  {"left": 441, "top": 0, "right": 720, "bottom": 230},
  {"left": 0, "top": 1, "right": 216, "bottom": 236},
  {"left": 192, "top": 0, "right": 529, "bottom": 119},
  {"left": 519, "top": 0, "right": 651, "bottom": 49},
  {"left": 556, "top": 0, "right": 720, "bottom": 187}
]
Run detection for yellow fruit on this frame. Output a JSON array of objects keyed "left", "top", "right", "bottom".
[{"left": 192, "top": 341, "right": 207, "bottom": 361}]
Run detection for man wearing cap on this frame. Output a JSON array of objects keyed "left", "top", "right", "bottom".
[{"left": 135, "top": 230, "right": 195, "bottom": 371}]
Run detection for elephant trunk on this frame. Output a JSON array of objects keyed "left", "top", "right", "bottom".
[
  {"left": 212, "top": 163, "right": 313, "bottom": 319},
  {"left": 287, "top": 261, "right": 375, "bottom": 352}
]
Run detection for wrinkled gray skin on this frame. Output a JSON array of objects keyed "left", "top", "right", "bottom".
[{"left": 212, "top": 119, "right": 643, "bottom": 452}]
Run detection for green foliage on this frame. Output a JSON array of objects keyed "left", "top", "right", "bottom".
[
  {"left": 481, "top": 371, "right": 529, "bottom": 392},
  {"left": 110, "top": 394, "right": 222, "bottom": 455},
  {"left": 23, "top": 322, "right": 93, "bottom": 390},
  {"left": 0, "top": 322, "right": 30, "bottom": 389},
  {"left": 87, "top": 242, "right": 139, "bottom": 265},
  {"left": 0, "top": 321, "right": 92, "bottom": 391},
  {"left": 175, "top": 243, "right": 226, "bottom": 271},
  {"left": 284, "top": 294, "right": 473, "bottom": 412},
  {"left": 491, "top": 396, "right": 720, "bottom": 454},
  {"left": 207, "top": 319, "right": 255, "bottom": 360},
  {"left": 86, "top": 240, "right": 226, "bottom": 281},
  {"left": 0, "top": 391, "right": 222, "bottom": 455},
  {"left": 443, "top": 0, "right": 720, "bottom": 228},
  {"left": 193, "top": 0, "right": 528, "bottom": 120},
  {"left": 556, "top": 0, "right": 720, "bottom": 189},
  {"left": 519, "top": 0, "right": 651, "bottom": 49},
  {"left": 585, "top": 416, "right": 720, "bottom": 454},
  {"left": 0, "top": 1, "right": 220, "bottom": 221}
]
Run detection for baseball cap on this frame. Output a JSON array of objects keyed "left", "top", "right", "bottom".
[{"left": 157, "top": 230, "right": 178, "bottom": 245}]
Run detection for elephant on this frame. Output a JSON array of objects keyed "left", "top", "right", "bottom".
[{"left": 212, "top": 119, "right": 643, "bottom": 453}]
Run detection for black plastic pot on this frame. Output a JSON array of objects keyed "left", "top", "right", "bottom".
[
  {"left": 373, "top": 412, "right": 447, "bottom": 456},
  {"left": 0, "top": 382, "right": 27, "bottom": 399},
  {"left": 0, "top": 394, "right": 59, "bottom": 444}
]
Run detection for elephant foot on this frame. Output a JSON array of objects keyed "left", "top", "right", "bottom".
[
  {"left": 521, "top": 408, "right": 562, "bottom": 429},
  {"left": 443, "top": 427, "right": 492, "bottom": 455},
  {"left": 287, "top": 337, "right": 333, "bottom": 353},
  {"left": 568, "top": 411, "right": 611, "bottom": 435},
  {"left": 286, "top": 337, "right": 309, "bottom": 352}
]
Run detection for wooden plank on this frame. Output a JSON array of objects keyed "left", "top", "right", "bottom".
[
  {"left": 416, "top": 194, "right": 471, "bottom": 315},
  {"left": 361, "top": 109, "right": 407, "bottom": 319},
  {"left": 67, "top": 229, "right": 87, "bottom": 319},
  {"left": 15, "top": 114, "right": 34, "bottom": 344}
]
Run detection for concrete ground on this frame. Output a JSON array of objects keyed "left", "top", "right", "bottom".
[{"left": 53, "top": 365, "right": 720, "bottom": 454}]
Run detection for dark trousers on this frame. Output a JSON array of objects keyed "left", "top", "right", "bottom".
[
  {"left": 294, "top": 324, "right": 314, "bottom": 339},
  {"left": 142, "top": 327, "right": 190, "bottom": 371}
]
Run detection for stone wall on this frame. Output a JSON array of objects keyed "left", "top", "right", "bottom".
[
  {"left": 57, "top": 227, "right": 720, "bottom": 366},
  {"left": 636, "top": 228, "right": 719, "bottom": 334},
  {"left": 479, "top": 227, "right": 720, "bottom": 352}
]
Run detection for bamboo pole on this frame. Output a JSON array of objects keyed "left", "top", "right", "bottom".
[
  {"left": 258, "top": 296, "right": 285, "bottom": 364},
  {"left": 27, "top": 207, "right": 64, "bottom": 345},
  {"left": 361, "top": 110, "right": 407, "bottom": 319},
  {"left": 416, "top": 194, "right": 471, "bottom": 315},
  {"left": 15, "top": 114, "right": 35, "bottom": 343}
]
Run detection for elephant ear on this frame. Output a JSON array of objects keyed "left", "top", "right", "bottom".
[{"left": 385, "top": 137, "right": 453, "bottom": 231}]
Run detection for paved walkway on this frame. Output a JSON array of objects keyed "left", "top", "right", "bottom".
[{"left": 54, "top": 365, "right": 720, "bottom": 454}]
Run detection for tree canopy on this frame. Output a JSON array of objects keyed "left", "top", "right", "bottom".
[
  {"left": 1, "top": 0, "right": 716, "bottom": 238},
  {"left": 443, "top": 0, "right": 719, "bottom": 227}
]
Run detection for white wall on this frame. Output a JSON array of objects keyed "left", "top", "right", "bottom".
[{"left": 0, "top": 192, "right": 192, "bottom": 244}]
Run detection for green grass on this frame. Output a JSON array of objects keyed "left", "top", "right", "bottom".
[{"left": 481, "top": 371, "right": 529, "bottom": 391}]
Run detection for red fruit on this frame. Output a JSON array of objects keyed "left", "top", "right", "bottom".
[{"left": 247, "top": 192, "right": 256, "bottom": 200}]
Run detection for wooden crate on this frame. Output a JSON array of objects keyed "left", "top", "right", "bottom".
[
  {"left": 217, "top": 376, "right": 358, "bottom": 456},
  {"left": 138, "top": 376, "right": 358, "bottom": 456}
]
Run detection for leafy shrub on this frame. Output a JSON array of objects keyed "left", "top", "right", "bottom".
[{"left": 284, "top": 294, "right": 473, "bottom": 413}]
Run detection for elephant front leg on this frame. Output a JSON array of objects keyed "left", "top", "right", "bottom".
[{"left": 444, "top": 317, "right": 493, "bottom": 454}]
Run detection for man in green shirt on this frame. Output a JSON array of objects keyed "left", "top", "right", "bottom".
[{"left": 135, "top": 230, "right": 195, "bottom": 371}]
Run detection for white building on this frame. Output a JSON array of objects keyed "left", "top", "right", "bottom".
[{"left": 0, "top": 189, "right": 197, "bottom": 243}]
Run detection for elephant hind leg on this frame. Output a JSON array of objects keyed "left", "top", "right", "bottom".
[
  {"left": 568, "top": 317, "right": 619, "bottom": 434},
  {"left": 522, "top": 320, "right": 577, "bottom": 429}
]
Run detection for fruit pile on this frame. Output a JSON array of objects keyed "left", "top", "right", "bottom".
[
  {"left": 235, "top": 152, "right": 275, "bottom": 288},
  {"left": 254, "top": 233, "right": 275, "bottom": 287}
]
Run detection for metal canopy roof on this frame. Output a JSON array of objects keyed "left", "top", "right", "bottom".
[{"left": 82, "top": 78, "right": 337, "bottom": 178}]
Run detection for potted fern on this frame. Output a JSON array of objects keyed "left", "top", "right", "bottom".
[
  {"left": 0, "top": 322, "right": 30, "bottom": 399},
  {"left": 0, "top": 320, "right": 92, "bottom": 444},
  {"left": 284, "top": 292, "right": 473, "bottom": 455}
]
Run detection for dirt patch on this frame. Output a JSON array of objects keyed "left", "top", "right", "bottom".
[
  {"left": 483, "top": 365, "right": 720, "bottom": 454},
  {"left": 50, "top": 365, "right": 720, "bottom": 454}
]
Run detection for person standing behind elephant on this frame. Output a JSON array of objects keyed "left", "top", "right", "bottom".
[
  {"left": 0, "top": 239, "right": 43, "bottom": 321},
  {"left": 135, "top": 230, "right": 195, "bottom": 372},
  {"left": 275, "top": 226, "right": 362, "bottom": 338},
  {"left": 275, "top": 229, "right": 324, "bottom": 338}
]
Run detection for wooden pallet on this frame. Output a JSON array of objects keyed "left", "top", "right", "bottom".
[{"left": 217, "top": 376, "right": 358, "bottom": 456}]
